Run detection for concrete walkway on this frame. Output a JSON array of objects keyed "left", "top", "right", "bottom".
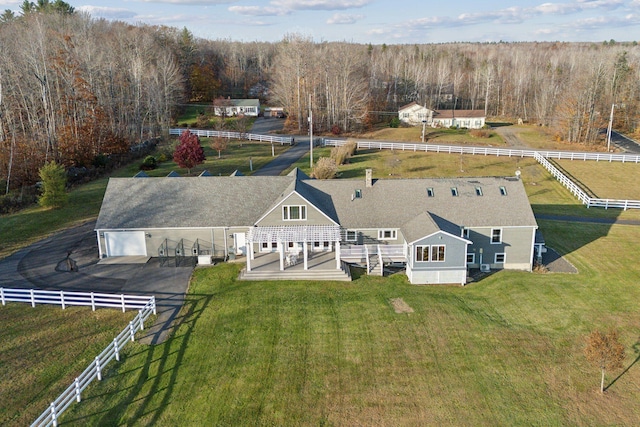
[{"left": 1, "top": 221, "right": 192, "bottom": 345}]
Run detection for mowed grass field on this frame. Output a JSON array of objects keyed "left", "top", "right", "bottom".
[
  {"left": 58, "top": 220, "right": 640, "bottom": 426},
  {"left": 554, "top": 159, "right": 640, "bottom": 200},
  {"left": 0, "top": 305, "right": 135, "bottom": 426}
]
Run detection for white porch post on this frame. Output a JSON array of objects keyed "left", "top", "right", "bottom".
[
  {"left": 250, "top": 241, "right": 255, "bottom": 260},
  {"left": 278, "top": 241, "right": 284, "bottom": 271},
  {"left": 335, "top": 241, "right": 341, "bottom": 269},
  {"left": 303, "top": 240, "right": 308, "bottom": 270},
  {"left": 246, "top": 241, "right": 252, "bottom": 272},
  {"left": 96, "top": 230, "right": 103, "bottom": 259}
]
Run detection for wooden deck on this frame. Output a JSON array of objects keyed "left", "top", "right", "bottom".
[{"left": 239, "top": 251, "right": 351, "bottom": 281}]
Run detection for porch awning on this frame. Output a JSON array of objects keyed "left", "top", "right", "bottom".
[{"left": 247, "top": 225, "right": 341, "bottom": 244}]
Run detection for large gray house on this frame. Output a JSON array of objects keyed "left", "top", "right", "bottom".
[{"left": 95, "top": 169, "right": 539, "bottom": 285}]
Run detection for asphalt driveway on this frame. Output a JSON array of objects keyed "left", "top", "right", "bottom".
[{"left": 0, "top": 220, "right": 193, "bottom": 345}]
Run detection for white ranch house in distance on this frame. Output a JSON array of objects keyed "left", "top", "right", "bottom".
[
  {"left": 212, "top": 98, "right": 260, "bottom": 117},
  {"left": 95, "top": 169, "right": 539, "bottom": 285},
  {"left": 399, "top": 102, "right": 486, "bottom": 129}
]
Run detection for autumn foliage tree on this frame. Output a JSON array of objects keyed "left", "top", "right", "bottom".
[
  {"left": 584, "top": 329, "right": 626, "bottom": 393},
  {"left": 209, "top": 137, "right": 228, "bottom": 159},
  {"left": 173, "top": 130, "right": 205, "bottom": 175}
]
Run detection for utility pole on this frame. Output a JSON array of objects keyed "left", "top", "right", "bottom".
[
  {"left": 309, "top": 94, "right": 313, "bottom": 168},
  {"left": 606, "top": 103, "right": 615, "bottom": 152}
]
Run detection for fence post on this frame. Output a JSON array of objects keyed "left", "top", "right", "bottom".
[
  {"left": 114, "top": 338, "right": 120, "bottom": 362},
  {"left": 95, "top": 357, "right": 102, "bottom": 381},
  {"left": 60, "top": 290, "right": 65, "bottom": 310},
  {"left": 1, "top": 288, "right": 4, "bottom": 306},
  {"left": 91, "top": 292, "right": 96, "bottom": 311},
  {"left": 50, "top": 402, "right": 58, "bottom": 427},
  {"left": 138, "top": 310, "right": 144, "bottom": 331},
  {"left": 152, "top": 296, "right": 157, "bottom": 315},
  {"left": 74, "top": 377, "right": 81, "bottom": 402},
  {"left": 121, "top": 294, "right": 126, "bottom": 313},
  {"left": 129, "top": 321, "right": 136, "bottom": 341},
  {"left": 31, "top": 289, "right": 36, "bottom": 307}
]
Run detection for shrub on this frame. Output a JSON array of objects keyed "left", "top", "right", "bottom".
[
  {"left": 312, "top": 157, "right": 338, "bottom": 179},
  {"left": 140, "top": 155, "right": 157, "bottom": 170},
  {"left": 157, "top": 153, "right": 168, "bottom": 163},
  {"left": 196, "top": 114, "right": 211, "bottom": 129},
  {"left": 343, "top": 140, "right": 357, "bottom": 157},
  {"left": 331, "top": 125, "right": 342, "bottom": 135},
  {"left": 470, "top": 129, "right": 491, "bottom": 138},
  {"left": 389, "top": 117, "right": 400, "bottom": 128}
]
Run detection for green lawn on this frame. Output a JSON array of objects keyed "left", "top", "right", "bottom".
[
  {"left": 360, "top": 126, "right": 506, "bottom": 146},
  {"left": 554, "top": 159, "right": 640, "bottom": 200},
  {"left": 58, "top": 220, "right": 640, "bottom": 426},
  {"left": 0, "top": 305, "right": 135, "bottom": 426}
]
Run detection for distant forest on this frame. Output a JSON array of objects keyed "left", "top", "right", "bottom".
[{"left": 1, "top": 6, "right": 639, "bottom": 190}]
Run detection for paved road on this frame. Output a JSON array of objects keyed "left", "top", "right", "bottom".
[
  {"left": 535, "top": 214, "right": 640, "bottom": 226},
  {"left": 253, "top": 137, "right": 313, "bottom": 176},
  {"left": 610, "top": 131, "right": 640, "bottom": 154},
  {"left": 0, "top": 221, "right": 192, "bottom": 345}
]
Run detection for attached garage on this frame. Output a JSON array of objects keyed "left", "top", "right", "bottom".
[{"left": 104, "top": 231, "right": 147, "bottom": 257}]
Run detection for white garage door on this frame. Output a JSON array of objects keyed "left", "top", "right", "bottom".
[{"left": 105, "top": 231, "right": 147, "bottom": 256}]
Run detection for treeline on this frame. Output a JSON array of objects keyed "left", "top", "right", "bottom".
[
  {"left": 1, "top": 8, "right": 639, "bottom": 194},
  {"left": 0, "top": 10, "right": 184, "bottom": 192}
]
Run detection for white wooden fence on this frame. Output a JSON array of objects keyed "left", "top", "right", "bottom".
[
  {"left": 0, "top": 287, "right": 154, "bottom": 312},
  {"left": 323, "top": 139, "right": 640, "bottom": 163},
  {"left": 324, "top": 139, "right": 640, "bottom": 210},
  {"left": 0, "top": 288, "right": 156, "bottom": 427},
  {"left": 533, "top": 153, "right": 640, "bottom": 210},
  {"left": 170, "top": 128, "right": 294, "bottom": 145}
]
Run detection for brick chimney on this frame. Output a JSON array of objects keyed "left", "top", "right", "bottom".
[{"left": 365, "top": 168, "right": 373, "bottom": 188}]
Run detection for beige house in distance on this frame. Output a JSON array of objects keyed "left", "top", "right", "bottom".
[{"left": 398, "top": 102, "right": 486, "bottom": 129}]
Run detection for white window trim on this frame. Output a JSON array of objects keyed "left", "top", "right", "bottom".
[
  {"left": 495, "top": 253, "right": 506, "bottom": 263},
  {"left": 491, "top": 228, "right": 502, "bottom": 244},
  {"left": 415, "top": 244, "right": 446, "bottom": 263},
  {"left": 378, "top": 229, "right": 397, "bottom": 240},
  {"left": 466, "top": 253, "right": 475, "bottom": 264},
  {"left": 282, "top": 205, "right": 307, "bottom": 221},
  {"left": 346, "top": 230, "right": 357, "bottom": 241}
]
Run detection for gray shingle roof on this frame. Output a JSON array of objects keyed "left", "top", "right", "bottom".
[
  {"left": 306, "top": 176, "right": 537, "bottom": 229},
  {"left": 96, "top": 176, "right": 294, "bottom": 229},
  {"left": 96, "top": 175, "right": 537, "bottom": 233}
]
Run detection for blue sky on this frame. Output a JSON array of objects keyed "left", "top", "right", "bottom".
[{"left": 4, "top": 0, "right": 640, "bottom": 43}]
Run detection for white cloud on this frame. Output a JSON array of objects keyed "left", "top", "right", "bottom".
[
  {"left": 326, "top": 13, "right": 363, "bottom": 24},
  {"left": 270, "top": 0, "right": 371, "bottom": 11},
  {"left": 228, "top": 5, "right": 291, "bottom": 16},
  {"left": 77, "top": 6, "right": 137, "bottom": 19}
]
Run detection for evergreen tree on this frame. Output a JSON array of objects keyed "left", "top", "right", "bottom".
[{"left": 38, "top": 161, "right": 68, "bottom": 208}]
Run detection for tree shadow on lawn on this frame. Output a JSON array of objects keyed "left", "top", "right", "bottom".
[
  {"left": 63, "top": 292, "right": 213, "bottom": 426},
  {"left": 605, "top": 337, "right": 640, "bottom": 392}
]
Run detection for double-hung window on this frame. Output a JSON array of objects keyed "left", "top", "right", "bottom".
[
  {"left": 491, "top": 228, "right": 502, "bottom": 244},
  {"left": 283, "top": 205, "right": 307, "bottom": 221}
]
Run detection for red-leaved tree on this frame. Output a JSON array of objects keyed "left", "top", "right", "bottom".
[{"left": 173, "top": 130, "right": 205, "bottom": 175}]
